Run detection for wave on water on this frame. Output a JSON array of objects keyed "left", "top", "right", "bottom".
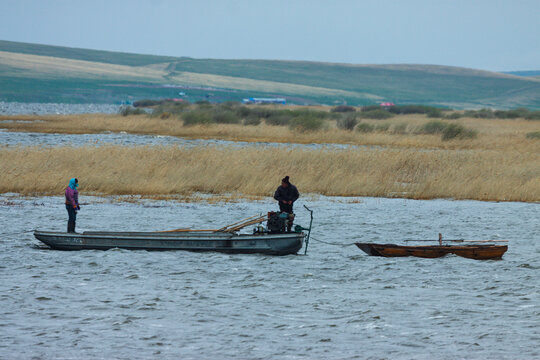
[{"left": 0, "top": 195, "right": 538, "bottom": 359}]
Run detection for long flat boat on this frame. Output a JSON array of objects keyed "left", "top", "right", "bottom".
[
  {"left": 34, "top": 230, "right": 305, "bottom": 255},
  {"left": 355, "top": 242, "right": 507, "bottom": 260}
]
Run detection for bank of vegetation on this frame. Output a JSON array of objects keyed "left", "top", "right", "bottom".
[
  {"left": 2, "top": 102, "right": 539, "bottom": 147},
  {"left": 1, "top": 102, "right": 538, "bottom": 201},
  {"left": 128, "top": 101, "right": 539, "bottom": 140},
  {"left": 1, "top": 145, "right": 538, "bottom": 202},
  {"left": 133, "top": 100, "right": 540, "bottom": 120},
  {"left": 1, "top": 103, "right": 539, "bottom": 149}
]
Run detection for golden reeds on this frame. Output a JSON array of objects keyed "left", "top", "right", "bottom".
[
  {"left": 1, "top": 145, "right": 538, "bottom": 202},
  {"left": 1, "top": 113, "right": 539, "bottom": 151},
  {"left": 1, "top": 112, "right": 538, "bottom": 202}
]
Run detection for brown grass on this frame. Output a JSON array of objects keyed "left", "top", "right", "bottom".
[
  {"left": 1, "top": 112, "right": 538, "bottom": 202},
  {"left": 1, "top": 113, "right": 539, "bottom": 151},
  {"left": 1, "top": 145, "right": 538, "bottom": 202}
]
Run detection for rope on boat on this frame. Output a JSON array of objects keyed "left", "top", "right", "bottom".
[{"left": 309, "top": 235, "right": 356, "bottom": 247}]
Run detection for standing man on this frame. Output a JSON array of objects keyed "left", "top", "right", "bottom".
[
  {"left": 65, "top": 178, "right": 80, "bottom": 233},
  {"left": 274, "top": 176, "right": 299, "bottom": 231}
]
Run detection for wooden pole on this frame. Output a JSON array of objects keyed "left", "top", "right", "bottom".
[
  {"left": 222, "top": 216, "right": 266, "bottom": 232},
  {"left": 159, "top": 228, "right": 217, "bottom": 233},
  {"left": 216, "top": 214, "right": 261, "bottom": 231},
  {"left": 159, "top": 214, "right": 266, "bottom": 233}
]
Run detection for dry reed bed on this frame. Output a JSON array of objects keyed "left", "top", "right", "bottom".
[
  {"left": 1, "top": 114, "right": 539, "bottom": 151},
  {"left": 1, "top": 145, "right": 538, "bottom": 202}
]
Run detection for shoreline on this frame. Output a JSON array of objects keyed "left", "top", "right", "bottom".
[{"left": 2, "top": 192, "right": 538, "bottom": 205}]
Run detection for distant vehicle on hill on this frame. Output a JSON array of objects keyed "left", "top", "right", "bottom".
[{"left": 242, "top": 98, "right": 286, "bottom": 105}]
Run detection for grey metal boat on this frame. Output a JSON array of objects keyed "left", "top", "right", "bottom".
[
  {"left": 34, "top": 207, "right": 314, "bottom": 255},
  {"left": 33, "top": 230, "right": 305, "bottom": 255}
]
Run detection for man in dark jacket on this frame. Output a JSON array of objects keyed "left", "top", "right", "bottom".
[{"left": 274, "top": 176, "right": 300, "bottom": 214}]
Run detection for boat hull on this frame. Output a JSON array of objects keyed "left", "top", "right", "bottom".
[
  {"left": 34, "top": 231, "right": 304, "bottom": 255},
  {"left": 355, "top": 243, "right": 507, "bottom": 260}
]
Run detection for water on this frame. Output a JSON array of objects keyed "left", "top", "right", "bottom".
[
  {"left": 0, "top": 128, "right": 237, "bottom": 148},
  {"left": 0, "top": 102, "right": 122, "bottom": 115},
  {"left": 0, "top": 129, "right": 357, "bottom": 150},
  {"left": 1, "top": 194, "right": 538, "bottom": 359}
]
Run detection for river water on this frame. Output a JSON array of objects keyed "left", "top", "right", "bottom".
[
  {"left": 0, "top": 102, "right": 122, "bottom": 115},
  {"left": 0, "top": 128, "right": 251, "bottom": 148},
  {"left": 0, "top": 194, "right": 538, "bottom": 359},
  {"left": 0, "top": 129, "right": 357, "bottom": 150}
]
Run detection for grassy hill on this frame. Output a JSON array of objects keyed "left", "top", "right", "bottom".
[
  {"left": 1, "top": 39, "right": 539, "bottom": 109},
  {"left": 504, "top": 70, "right": 540, "bottom": 78}
]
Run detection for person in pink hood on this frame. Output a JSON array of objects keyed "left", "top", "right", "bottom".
[{"left": 65, "top": 178, "right": 80, "bottom": 233}]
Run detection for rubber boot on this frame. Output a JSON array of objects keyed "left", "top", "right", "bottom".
[
  {"left": 67, "top": 221, "right": 75, "bottom": 233},
  {"left": 287, "top": 213, "right": 295, "bottom": 232}
]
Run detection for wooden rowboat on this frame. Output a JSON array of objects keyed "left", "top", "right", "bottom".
[{"left": 355, "top": 243, "right": 508, "bottom": 260}]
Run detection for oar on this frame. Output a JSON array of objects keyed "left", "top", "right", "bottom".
[
  {"left": 160, "top": 214, "right": 266, "bottom": 233},
  {"left": 463, "top": 240, "right": 509, "bottom": 243},
  {"left": 216, "top": 214, "right": 261, "bottom": 232},
  {"left": 159, "top": 228, "right": 217, "bottom": 233},
  {"left": 221, "top": 215, "right": 267, "bottom": 232}
]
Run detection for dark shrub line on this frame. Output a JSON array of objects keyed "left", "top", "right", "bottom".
[
  {"left": 289, "top": 116, "right": 325, "bottom": 132},
  {"left": 119, "top": 106, "right": 146, "bottom": 116},
  {"left": 336, "top": 114, "right": 358, "bottom": 130},
  {"left": 331, "top": 105, "right": 356, "bottom": 113},
  {"left": 463, "top": 108, "right": 540, "bottom": 120},
  {"left": 416, "top": 120, "right": 477, "bottom": 140},
  {"left": 129, "top": 99, "right": 538, "bottom": 140}
]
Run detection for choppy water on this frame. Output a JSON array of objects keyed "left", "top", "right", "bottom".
[{"left": 0, "top": 194, "right": 538, "bottom": 359}]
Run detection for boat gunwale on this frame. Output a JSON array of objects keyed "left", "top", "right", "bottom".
[
  {"left": 363, "top": 243, "right": 507, "bottom": 249},
  {"left": 33, "top": 230, "right": 305, "bottom": 255},
  {"left": 34, "top": 230, "right": 305, "bottom": 241},
  {"left": 355, "top": 242, "right": 508, "bottom": 260}
]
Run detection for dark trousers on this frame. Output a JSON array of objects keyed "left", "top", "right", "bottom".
[
  {"left": 66, "top": 204, "right": 77, "bottom": 232},
  {"left": 279, "top": 202, "right": 293, "bottom": 214},
  {"left": 66, "top": 204, "right": 77, "bottom": 222},
  {"left": 279, "top": 202, "right": 294, "bottom": 232}
]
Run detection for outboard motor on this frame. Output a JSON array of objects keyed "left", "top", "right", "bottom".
[
  {"left": 267, "top": 212, "right": 294, "bottom": 233},
  {"left": 267, "top": 212, "right": 286, "bottom": 233}
]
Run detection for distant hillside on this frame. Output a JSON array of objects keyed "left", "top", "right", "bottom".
[
  {"left": 1, "top": 40, "right": 539, "bottom": 109},
  {"left": 503, "top": 70, "right": 540, "bottom": 78}
]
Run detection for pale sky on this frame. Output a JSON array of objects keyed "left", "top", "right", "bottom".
[{"left": 0, "top": 0, "right": 538, "bottom": 71}]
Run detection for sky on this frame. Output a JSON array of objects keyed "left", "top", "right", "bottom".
[{"left": 0, "top": 0, "right": 538, "bottom": 71}]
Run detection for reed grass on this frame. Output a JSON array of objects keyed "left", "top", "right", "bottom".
[
  {"left": 1, "top": 112, "right": 538, "bottom": 202},
  {"left": 1, "top": 113, "right": 539, "bottom": 151},
  {"left": 1, "top": 145, "right": 538, "bottom": 202}
]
